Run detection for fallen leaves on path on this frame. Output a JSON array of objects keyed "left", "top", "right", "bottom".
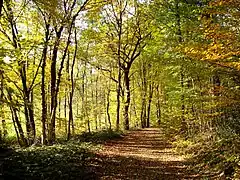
[{"left": 88, "top": 128, "right": 219, "bottom": 180}]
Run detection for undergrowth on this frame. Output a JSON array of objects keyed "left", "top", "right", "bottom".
[
  {"left": 2, "top": 143, "right": 97, "bottom": 180},
  {"left": 1, "top": 129, "right": 123, "bottom": 180},
  {"left": 172, "top": 131, "right": 240, "bottom": 179},
  {"left": 74, "top": 129, "right": 123, "bottom": 143}
]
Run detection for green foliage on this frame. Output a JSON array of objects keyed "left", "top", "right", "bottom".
[
  {"left": 75, "top": 129, "right": 123, "bottom": 143},
  {"left": 2, "top": 143, "right": 96, "bottom": 180},
  {"left": 1, "top": 0, "right": 240, "bottom": 178},
  {"left": 173, "top": 130, "right": 240, "bottom": 178}
]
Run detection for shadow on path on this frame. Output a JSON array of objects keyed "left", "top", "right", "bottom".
[{"left": 88, "top": 128, "right": 218, "bottom": 180}]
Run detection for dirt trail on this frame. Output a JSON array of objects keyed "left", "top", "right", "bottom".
[{"left": 89, "top": 128, "right": 217, "bottom": 180}]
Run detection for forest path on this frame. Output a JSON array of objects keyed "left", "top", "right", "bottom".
[{"left": 89, "top": 128, "right": 216, "bottom": 180}]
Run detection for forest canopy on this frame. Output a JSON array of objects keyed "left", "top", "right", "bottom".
[{"left": 0, "top": 1, "right": 240, "bottom": 169}]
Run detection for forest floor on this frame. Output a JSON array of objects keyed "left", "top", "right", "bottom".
[
  {"left": 1, "top": 128, "right": 222, "bottom": 180},
  {"left": 88, "top": 128, "right": 219, "bottom": 180}
]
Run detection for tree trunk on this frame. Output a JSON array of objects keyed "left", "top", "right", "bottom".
[
  {"left": 10, "top": 108, "right": 20, "bottom": 146},
  {"left": 116, "top": 63, "right": 121, "bottom": 131},
  {"left": 13, "top": 109, "right": 27, "bottom": 147},
  {"left": 106, "top": 82, "right": 111, "bottom": 130},
  {"left": 0, "top": 70, "right": 4, "bottom": 143},
  {"left": 180, "top": 68, "right": 186, "bottom": 133},
  {"left": 8, "top": 91, "right": 28, "bottom": 147},
  {"left": 5, "top": 0, "right": 39, "bottom": 144},
  {"left": 68, "top": 28, "right": 77, "bottom": 140},
  {"left": 155, "top": 85, "right": 161, "bottom": 125},
  {"left": 123, "top": 70, "right": 130, "bottom": 130},
  {"left": 49, "top": 26, "right": 64, "bottom": 144},
  {"left": 64, "top": 93, "right": 68, "bottom": 135},
  {"left": 49, "top": 17, "right": 75, "bottom": 144},
  {"left": 68, "top": 92, "right": 73, "bottom": 140},
  {"left": 2, "top": 120, "right": 7, "bottom": 139},
  {"left": 58, "top": 97, "right": 61, "bottom": 129},
  {"left": 41, "top": 22, "right": 49, "bottom": 145},
  {"left": 146, "top": 82, "right": 154, "bottom": 128},
  {"left": 175, "top": 0, "right": 186, "bottom": 133},
  {"left": 41, "top": 58, "right": 47, "bottom": 144},
  {"left": 116, "top": 5, "right": 123, "bottom": 131},
  {"left": 141, "top": 62, "right": 147, "bottom": 128},
  {"left": 95, "top": 75, "right": 98, "bottom": 130}
]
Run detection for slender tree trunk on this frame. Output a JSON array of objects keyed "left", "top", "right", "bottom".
[
  {"left": 0, "top": 70, "right": 4, "bottom": 143},
  {"left": 175, "top": 0, "right": 186, "bottom": 133},
  {"left": 141, "top": 98, "right": 147, "bottom": 128},
  {"left": 13, "top": 109, "right": 27, "bottom": 146},
  {"left": 47, "top": 83, "right": 51, "bottom": 133},
  {"left": 49, "top": 28, "right": 63, "bottom": 144},
  {"left": 48, "top": 0, "right": 88, "bottom": 143},
  {"left": 58, "top": 97, "right": 61, "bottom": 129},
  {"left": 67, "top": 52, "right": 71, "bottom": 140},
  {"left": 155, "top": 85, "right": 161, "bottom": 125},
  {"left": 123, "top": 70, "right": 130, "bottom": 130},
  {"left": 68, "top": 93, "right": 73, "bottom": 140},
  {"left": 141, "top": 62, "right": 147, "bottom": 128},
  {"left": 180, "top": 68, "right": 186, "bottom": 132},
  {"left": 49, "top": 18, "right": 75, "bottom": 143},
  {"left": 2, "top": 120, "right": 7, "bottom": 139},
  {"left": 82, "top": 60, "right": 87, "bottom": 131},
  {"left": 0, "top": 0, "right": 3, "bottom": 16},
  {"left": 95, "top": 75, "right": 98, "bottom": 130},
  {"left": 146, "top": 82, "right": 154, "bottom": 128},
  {"left": 116, "top": 4, "right": 123, "bottom": 131},
  {"left": 8, "top": 92, "right": 28, "bottom": 147},
  {"left": 212, "top": 73, "right": 221, "bottom": 129},
  {"left": 11, "top": 111, "right": 20, "bottom": 145},
  {"left": 106, "top": 81, "right": 111, "bottom": 130},
  {"left": 64, "top": 49, "right": 68, "bottom": 136},
  {"left": 116, "top": 69, "right": 121, "bottom": 131},
  {"left": 68, "top": 28, "right": 77, "bottom": 140},
  {"left": 64, "top": 93, "right": 67, "bottom": 135},
  {"left": 27, "top": 91, "right": 35, "bottom": 144},
  {"left": 6, "top": 0, "right": 36, "bottom": 144},
  {"left": 41, "top": 59, "right": 47, "bottom": 144},
  {"left": 197, "top": 76, "right": 205, "bottom": 133},
  {"left": 29, "top": 91, "right": 35, "bottom": 142},
  {"left": 41, "top": 22, "right": 50, "bottom": 145},
  {"left": 132, "top": 79, "right": 138, "bottom": 127},
  {"left": 98, "top": 84, "right": 102, "bottom": 130}
]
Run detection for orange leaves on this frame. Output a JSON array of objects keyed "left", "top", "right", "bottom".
[
  {"left": 209, "top": 0, "right": 240, "bottom": 7},
  {"left": 183, "top": 0, "right": 240, "bottom": 71},
  {"left": 204, "top": 27, "right": 235, "bottom": 42}
]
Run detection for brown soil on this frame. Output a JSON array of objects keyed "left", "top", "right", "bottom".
[{"left": 88, "top": 128, "right": 219, "bottom": 180}]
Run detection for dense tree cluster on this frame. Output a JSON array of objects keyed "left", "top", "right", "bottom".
[{"left": 0, "top": 1, "right": 240, "bottom": 169}]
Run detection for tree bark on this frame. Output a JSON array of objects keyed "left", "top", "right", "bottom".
[
  {"left": 175, "top": 0, "right": 186, "bottom": 133},
  {"left": 146, "top": 82, "right": 154, "bottom": 128},
  {"left": 7, "top": 91, "right": 28, "bottom": 147},
  {"left": 40, "top": 19, "right": 50, "bottom": 145},
  {"left": 68, "top": 28, "right": 77, "bottom": 140},
  {"left": 155, "top": 85, "right": 161, "bottom": 125},
  {"left": 106, "top": 81, "right": 112, "bottom": 130},
  {"left": 49, "top": 26, "right": 64, "bottom": 144},
  {"left": 140, "top": 62, "right": 147, "bottom": 128},
  {"left": 116, "top": 68, "right": 121, "bottom": 131},
  {"left": 123, "top": 70, "right": 130, "bottom": 130},
  {"left": 0, "top": 70, "right": 4, "bottom": 143},
  {"left": 5, "top": 0, "right": 36, "bottom": 144}
]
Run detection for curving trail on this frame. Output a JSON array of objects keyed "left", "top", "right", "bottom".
[{"left": 88, "top": 128, "right": 217, "bottom": 180}]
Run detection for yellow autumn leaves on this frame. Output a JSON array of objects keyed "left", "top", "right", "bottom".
[{"left": 183, "top": 0, "right": 240, "bottom": 71}]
